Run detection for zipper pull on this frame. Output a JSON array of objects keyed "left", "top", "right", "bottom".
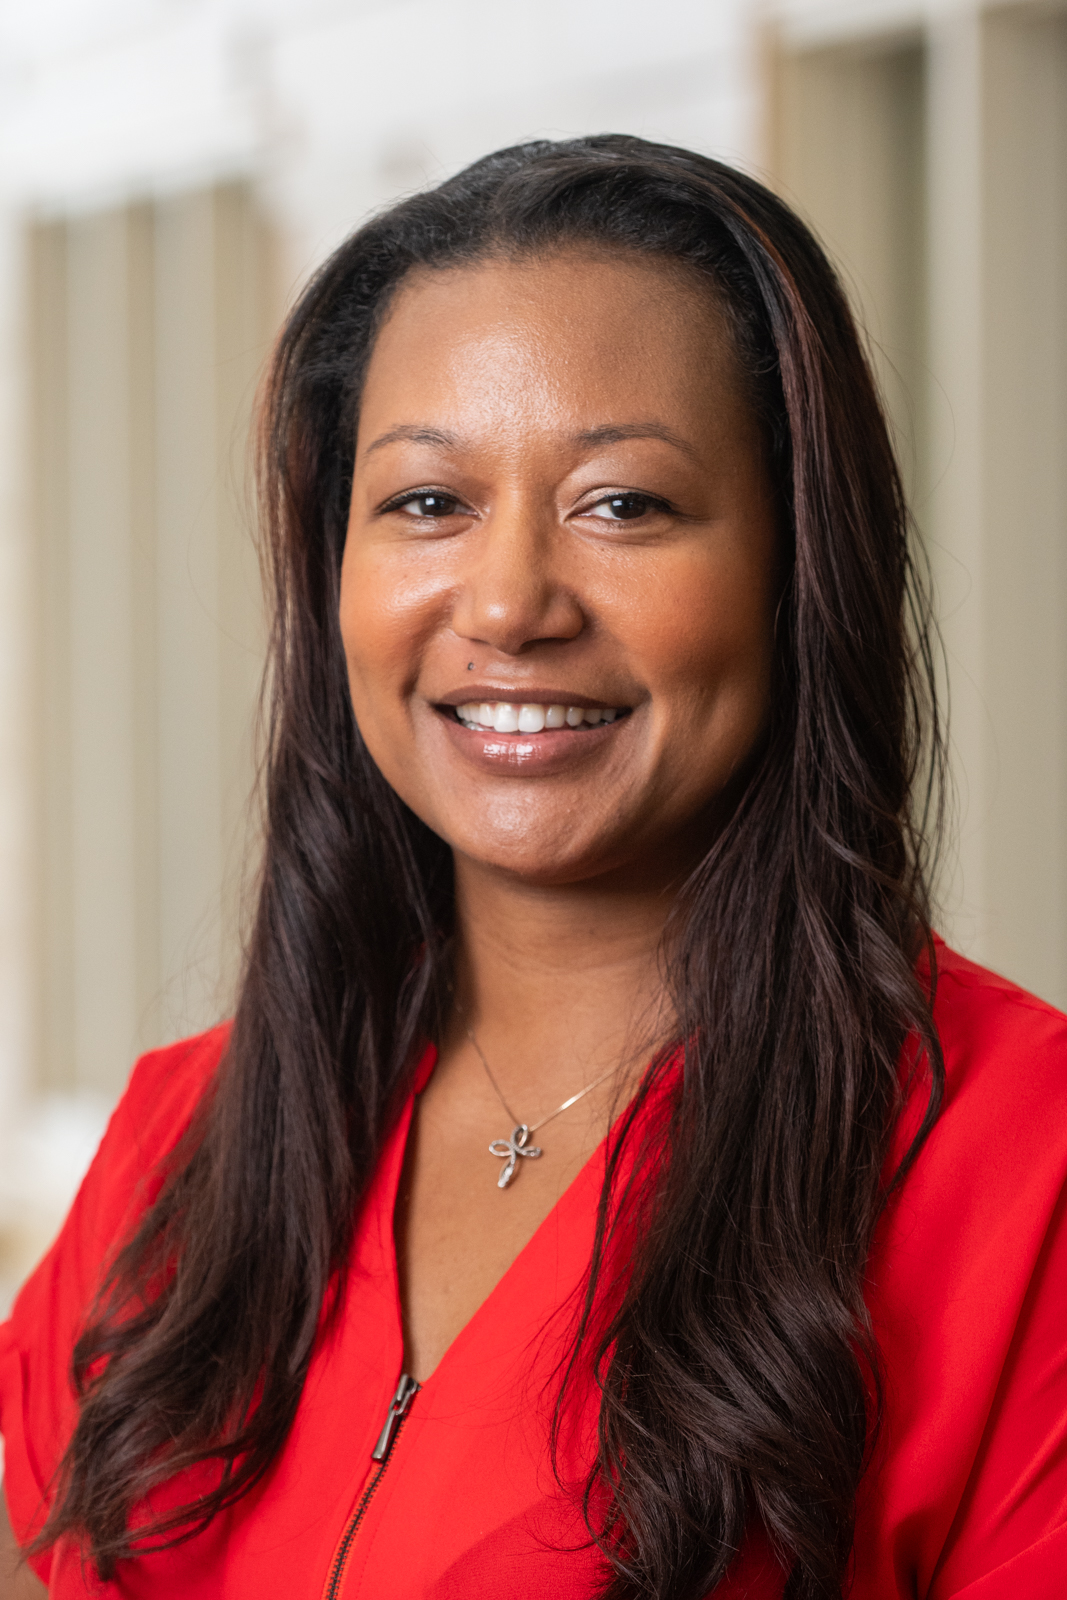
[{"left": 371, "top": 1373, "right": 420, "bottom": 1461}]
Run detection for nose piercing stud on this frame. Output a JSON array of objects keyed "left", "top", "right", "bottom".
[{"left": 467, "top": 662, "right": 474, "bottom": 670}]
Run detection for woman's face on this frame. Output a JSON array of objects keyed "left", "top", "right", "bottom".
[{"left": 341, "top": 250, "right": 779, "bottom": 889}]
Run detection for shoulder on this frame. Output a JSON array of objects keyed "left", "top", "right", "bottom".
[
  {"left": 883, "top": 937, "right": 1067, "bottom": 1186},
  {"left": 42, "top": 1022, "right": 233, "bottom": 1260},
  {"left": 858, "top": 950, "right": 1067, "bottom": 1593},
  {"left": 2, "top": 1021, "right": 228, "bottom": 1335},
  {"left": 0, "top": 1025, "right": 229, "bottom": 1559},
  {"left": 104, "top": 1023, "right": 231, "bottom": 1205},
  {"left": 931, "top": 936, "right": 1067, "bottom": 1063},
  {"left": 11, "top": 1021, "right": 228, "bottom": 1308},
  {"left": 890, "top": 936, "right": 1067, "bottom": 1213},
  {"left": 923, "top": 937, "right": 1067, "bottom": 1150}
]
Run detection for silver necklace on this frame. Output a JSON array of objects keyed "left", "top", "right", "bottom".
[{"left": 465, "top": 1023, "right": 621, "bottom": 1189}]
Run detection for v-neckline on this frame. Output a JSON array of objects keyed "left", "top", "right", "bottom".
[{"left": 380, "top": 1043, "right": 664, "bottom": 1394}]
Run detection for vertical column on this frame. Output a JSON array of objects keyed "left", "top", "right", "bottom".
[
  {"left": 153, "top": 190, "right": 226, "bottom": 1039},
  {"left": 979, "top": 10, "right": 1067, "bottom": 1004},
  {"left": 0, "top": 213, "right": 34, "bottom": 1126},
  {"left": 153, "top": 183, "right": 269, "bottom": 1043},
  {"left": 770, "top": 40, "right": 927, "bottom": 503},
  {"left": 926, "top": 9, "right": 1067, "bottom": 1006},
  {"left": 924, "top": 10, "right": 988, "bottom": 956},
  {"left": 29, "top": 222, "right": 74, "bottom": 1094},
  {"left": 213, "top": 185, "right": 272, "bottom": 995},
  {"left": 26, "top": 184, "right": 272, "bottom": 1102},
  {"left": 64, "top": 207, "right": 158, "bottom": 1093},
  {"left": 129, "top": 206, "right": 161, "bottom": 1046}
]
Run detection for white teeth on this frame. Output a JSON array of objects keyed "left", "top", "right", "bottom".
[{"left": 455, "top": 700, "right": 625, "bottom": 731}]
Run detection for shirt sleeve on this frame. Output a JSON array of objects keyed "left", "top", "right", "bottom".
[
  {"left": 0, "top": 1027, "right": 226, "bottom": 1579},
  {"left": 932, "top": 1170, "right": 1067, "bottom": 1597},
  {"left": 856, "top": 951, "right": 1067, "bottom": 1600}
]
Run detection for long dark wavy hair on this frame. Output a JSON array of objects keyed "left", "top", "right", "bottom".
[{"left": 38, "top": 135, "right": 945, "bottom": 1598}]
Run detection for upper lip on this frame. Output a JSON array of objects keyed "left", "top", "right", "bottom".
[{"left": 436, "top": 687, "right": 630, "bottom": 710}]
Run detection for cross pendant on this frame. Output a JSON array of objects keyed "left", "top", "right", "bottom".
[{"left": 488, "top": 1123, "right": 543, "bottom": 1189}]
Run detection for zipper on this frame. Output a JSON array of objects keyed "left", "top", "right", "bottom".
[{"left": 322, "top": 1374, "right": 420, "bottom": 1600}]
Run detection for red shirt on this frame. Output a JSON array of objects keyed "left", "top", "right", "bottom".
[{"left": 2, "top": 940, "right": 1067, "bottom": 1597}]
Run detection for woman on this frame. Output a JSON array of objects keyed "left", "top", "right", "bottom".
[{"left": 2, "top": 135, "right": 1065, "bottom": 1600}]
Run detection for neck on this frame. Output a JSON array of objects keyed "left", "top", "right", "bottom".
[{"left": 449, "top": 854, "right": 681, "bottom": 1101}]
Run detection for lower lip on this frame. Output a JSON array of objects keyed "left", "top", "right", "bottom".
[{"left": 435, "top": 709, "right": 628, "bottom": 773}]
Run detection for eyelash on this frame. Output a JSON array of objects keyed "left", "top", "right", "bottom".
[
  {"left": 380, "top": 489, "right": 463, "bottom": 518},
  {"left": 380, "top": 489, "right": 674, "bottom": 521},
  {"left": 586, "top": 492, "right": 672, "bottom": 522}
]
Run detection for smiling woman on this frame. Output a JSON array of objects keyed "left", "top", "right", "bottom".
[
  {"left": 2, "top": 136, "right": 1067, "bottom": 1600},
  {"left": 343, "top": 252, "right": 776, "bottom": 893}
]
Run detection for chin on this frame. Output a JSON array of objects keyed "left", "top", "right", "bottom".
[{"left": 446, "top": 820, "right": 650, "bottom": 889}]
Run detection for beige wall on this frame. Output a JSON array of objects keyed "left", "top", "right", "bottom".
[
  {"left": 0, "top": 0, "right": 764, "bottom": 1312},
  {"left": 967, "top": 7, "right": 1067, "bottom": 1010},
  {"left": 29, "top": 184, "right": 273, "bottom": 1097},
  {"left": 13, "top": 1, "right": 1067, "bottom": 1126},
  {"left": 772, "top": 38, "right": 927, "bottom": 501},
  {"left": 770, "top": 5, "right": 1067, "bottom": 1009}
]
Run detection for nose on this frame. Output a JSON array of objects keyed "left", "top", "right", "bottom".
[{"left": 450, "top": 497, "right": 584, "bottom": 657}]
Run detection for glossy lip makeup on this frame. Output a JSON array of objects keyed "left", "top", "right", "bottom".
[
  {"left": 433, "top": 689, "right": 634, "bottom": 773},
  {"left": 340, "top": 249, "right": 780, "bottom": 887}
]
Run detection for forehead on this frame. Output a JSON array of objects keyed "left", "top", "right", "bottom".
[{"left": 356, "top": 250, "right": 742, "bottom": 440}]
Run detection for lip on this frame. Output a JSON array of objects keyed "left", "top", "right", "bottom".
[{"left": 431, "top": 697, "right": 633, "bottom": 775}]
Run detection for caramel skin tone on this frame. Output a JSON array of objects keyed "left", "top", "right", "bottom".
[
  {"left": 0, "top": 252, "right": 777, "bottom": 1588},
  {"left": 343, "top": 251, "right": 779, "bottom": 1381}
]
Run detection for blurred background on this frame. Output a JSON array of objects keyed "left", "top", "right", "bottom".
[{"left": 0, "top": 0, "right": 1063, "bottom": 1313}]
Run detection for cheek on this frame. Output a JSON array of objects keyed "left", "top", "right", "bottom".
[
  {"left": 635, "top": 548, "right": 776, "bottom": 730},
  {"left": 339, "top": 545, "right": 441, "bottom": 717},
  {"left": 338, "top": 558, "right": 434, "bottom": 810}
]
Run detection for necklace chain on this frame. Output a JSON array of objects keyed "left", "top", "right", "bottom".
[
  {"left": 464, "top": 1021, "right": 624, "bottom": 1189},
  {"left": 465, "top": 1024, "right": 622, "bottom": 1135}
]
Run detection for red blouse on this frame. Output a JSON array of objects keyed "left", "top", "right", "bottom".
[{"left": 2, "top": 940, "right": 1067, "bottom": 1598}]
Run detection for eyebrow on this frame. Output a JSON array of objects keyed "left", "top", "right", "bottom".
[
  {"left": 363, "top": 420, "right": 699, "bottom": 461},
  {"left": 363, "top": 424, "right": 463, "bottom": 456},
  {"left": 572, "top": 422, "right": 699, "bottom": 461}
]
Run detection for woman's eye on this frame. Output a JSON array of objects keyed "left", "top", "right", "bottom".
[
  {"left": 585, "top": 493, "right": 665, "bottom": 522},
  {"left": 394, "top": 492, "right": 463, "bottom": 518}
]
